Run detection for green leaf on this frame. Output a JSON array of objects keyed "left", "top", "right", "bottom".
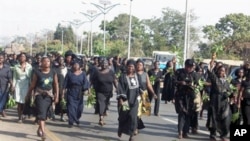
[
  {"left": 231, "top": 111, "right": 240, "bottom": 123},
  {"left": 85, "top": 88, "right": 96, "bottom": 108},
  {"left": 149, "top": 75, "right": 156, "bottom": 85},
  {"left": 6, "top": 94, "right": 16, "bottom": 109},
  {"left": 211, "top": 45, "right": 224, "bottom": 54},
  {"left": 60, "top": 99, "right": 67, "bottom": 110},
  {"left": 202, "top": 93, "right": 210, "bottom": 102}
]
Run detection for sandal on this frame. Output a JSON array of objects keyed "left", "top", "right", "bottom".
[
  {"left": 118, "top": 129, "right": 122, "bottom": 137},
  {"left": 133, "top": 129, "right": 138, "bottom": 135},
  {"left": 98, "top": 120, "right": 105, "bottom": 126},
  {"left": 129, "top": 136, "right": 134, "bottom": 141},
  {"left": 41, "top": 132, "right": 46, "bottom": 140},
  {"left": 37, "top": 128, "right": 42, "bottom": 137}
]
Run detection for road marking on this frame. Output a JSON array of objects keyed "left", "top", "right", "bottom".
[
  {"left": 161, "top": 117, "right": 210, "bottom": 135},
  {"left": 45, "top": 127, "right": 61, "bottom": 141}
]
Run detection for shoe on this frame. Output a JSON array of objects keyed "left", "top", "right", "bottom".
[
  {"left": 17, "top": 119, "right": 23, "bottom": 123},
  {"left": 178, "top": 133, "right": 183, "bottom": 139},
  {"left": 76, "top": 120, "right": 80, "bottom": 126},
  {"left": 154, "top": 113, "right": 159, "bottom": 116},
  {"left": 210, "top": 136, "right": 217, "bottom": 141},
  {"left": 41, "top": 132, "right": 46, "bottom": 140},
  {"left": 60, "top": 117, "right": 66, "bottom": 122},
  {"left": 192, "top": 128, "right": 198, "bottom": 134},
  {"left": 178, "top": 131, "right": 183, "bottom": 139},
  {"left": 68, "top": 124, "right": 73, "bottom": 128},
  {"left": 1, "top": 111, "right": 6, "bottom": 117},
  {"left": 183, "top": 133, "right": 189, "bottom": 138},
  {"left": 129, "top": 136, "right": 134, "bottom": 141},
  {"left": 98, "top": 120, "right": 105, "bottom": 126},
  {"left": 118, "top": 131, "right": 122, "bottom": 138},
  {"left": 51, "top": 115, "right": 56, "bottom": 121},
  {"left": 133, "top": 129, "right": 138, "bottom": 135},
  {"left": 37, "top": 129, "right": 42, "bottom": 137}
]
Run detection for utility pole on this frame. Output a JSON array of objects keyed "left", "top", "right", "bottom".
[
  {"left": 61, "top": 29, "right": 64, "bottom": 53},
  {"left": 127, "top": 0, "right": 133, "bottom": 59},
  {"left": 91, "top": 0, "right": 120, "bottom": 53},
  {"left": 183, "top": 0, "right": 189, "bottom": 65},
  {"left": 63, "top": 19, "right": 87, "bottom": 53},
  {"left": 80, "top": 10, "right": 101, "bottom": 56}
]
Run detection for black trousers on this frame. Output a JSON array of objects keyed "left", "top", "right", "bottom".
[
  {"left": 190, "top": 111, "right": 199, "bottom": 130},
  {"left": 178, "top": 111, "right": 190, "bottom": 135},
  {"left": 150, "top": 84, "right": 161, "bottom": 115},
  {"left": 153, "top": 92, "right": 161, "bottom": 115},
  {"left": 242, "top": 99, "right": 250, "bottom": 125}
]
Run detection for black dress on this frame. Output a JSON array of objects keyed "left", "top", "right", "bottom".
[
  {"left": 206, "top": 71, "right": 231, "bottom": 139},
  {"left": 117, "top": 73, "right": 141, "bottom": 136},
  {"left": 34, "top": 69, "right": 55, "bottom": 120},
  {"left": 162, "top": 71, "right": 176, "bottom": 102},
  {"left": 93, "top": 70, "right": 115, "bottom": 115}
]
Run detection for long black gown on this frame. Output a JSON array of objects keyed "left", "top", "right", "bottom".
[
  {"left": 206, "top": 70, "right": 231, "bottom": 139},
  {"left": 162, "top": 71, "right": 176, "bottom": 102},
  {"left": 117, "top": 73, "right": 141, "bottom": 136}
]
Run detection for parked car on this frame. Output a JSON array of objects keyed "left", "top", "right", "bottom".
[
  {"left": 139, "top": 57, "right": 154, "bottom": 70},
  {"left": 228, "top": 66, "right": 241, "bottom": 79}
]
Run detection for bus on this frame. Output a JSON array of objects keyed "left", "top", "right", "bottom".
[{"left": 152, "top": 51, "right": 181, "bottom": 69}]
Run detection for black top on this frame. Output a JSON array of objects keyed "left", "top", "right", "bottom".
[
  {"left": 35, "top": 69, "right": 56, "bottom": 91},
  {"left": 94, "top": 70, "right": 115, "bottom": 93},
  {"left": 148, "top": 69, "right": 163, "bottom": 86},
  {"left": 241, "top": 80, "right": 250, "bottom": 98},
  {"left": 175, "top": 68, "right": 199, "bottom": 91}
]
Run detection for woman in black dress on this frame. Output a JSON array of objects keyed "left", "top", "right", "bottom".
[
  {"left": 63, "top": 60, "right": 89, "bottom": 127},
  {"left": 26, "top": 56, "right": 59, "bottom": 140},
  {"left": 54, "top": 56, "right": 68, "bottom": 121},
  {"left": 92, "top": 58, "right": 117, "bottom": 126},
  {"left": 148, "top": 61, "right": 163, "bottom": 116},
  {"left": 238, "top": 70, "right": 250, "bottom": 125},
  {"left": 117, "top": 59, "right": 142, "bottom": 141},
  {"left": 162, "top": 60, "right": 176, "bottom": 103},
  {"left": 206, "top": 64, "right": 231, "bottom": 141}
]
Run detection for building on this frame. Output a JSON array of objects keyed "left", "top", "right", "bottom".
[{"left": 4, "top": 42, "right": 25, "bottom": 54}]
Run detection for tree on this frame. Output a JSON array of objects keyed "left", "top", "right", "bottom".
[
  {"left": 142, "top": 8, "right": 200, "bottom": 57},
  {"left": 99, "top": 13, "right": 147, "bottom": 57},
  {"left": 54, "top": 23, "right": 75, "bottom": 44},
  {"left": 202, "top": 13, "right": 250, "bottom": 59}
]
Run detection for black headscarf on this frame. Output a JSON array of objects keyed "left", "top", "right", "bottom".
[{"left": 126, "top": 59, "right": 136, "bottom": 67}]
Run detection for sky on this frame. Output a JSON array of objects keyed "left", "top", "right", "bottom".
[{"left": 1, "top": 0, "right": 250, "bottom": 41}]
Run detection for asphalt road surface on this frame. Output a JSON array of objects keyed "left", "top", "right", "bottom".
[{"left": 0, "top": 95, "right": 229, "bottom": 141}]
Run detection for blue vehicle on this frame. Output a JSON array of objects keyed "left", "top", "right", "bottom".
[{"left": 152, "top": 51, "right": 181, "bottom": 70}]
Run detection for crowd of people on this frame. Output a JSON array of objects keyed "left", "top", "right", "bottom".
[{"left": 0, "top": 49, "right": 249, "bottom": 141}]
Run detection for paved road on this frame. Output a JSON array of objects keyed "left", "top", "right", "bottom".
[{"left": 0, "top": 95, "right": 228, "bottom": 141}]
